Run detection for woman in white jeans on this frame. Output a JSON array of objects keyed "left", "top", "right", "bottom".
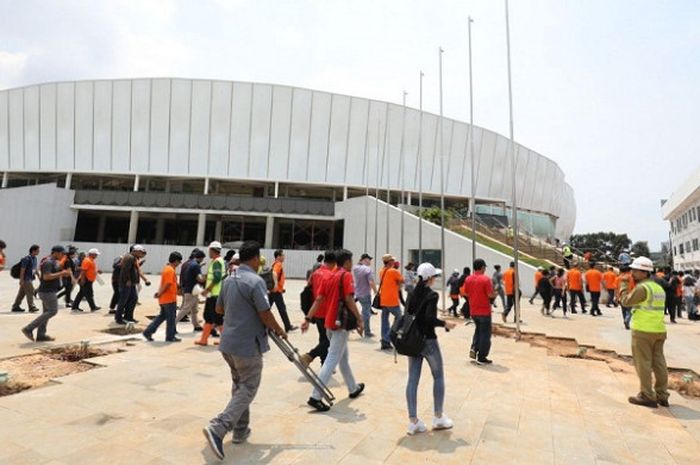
[{"left": 405, "top": 263, "right": 456, "bottom": 435}]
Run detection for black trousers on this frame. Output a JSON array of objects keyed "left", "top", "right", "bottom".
[
  {"left": 553, "top": 289, "right": 567, "bottom": 313},
  {"left": 590, "top": 291, "right": 601, "bottom": 315},
  {"left": 606, "top": 289, "right": 617, "bottom": 307},
  {"left": 504, "top": 294, "right": 519, "bottom": 321},
  {"left": 542, "top": 293, "right": 552, "bottom": 312},
  {"left": 269, "top": 292, "right": 293, "bottom": 331},
  {"left": 72, "top": 281, "right": 97, "bottom": 310},
  {"left": 308, "top": 317, "right": 329, "bottom": 364},
  {"left": 56, "top": 278, "right": 74, "bottom": 304},
  {"left": 569, "top": 290, "right": 586, "bottom": 312},
  {"left": 460, "top": 297, "right": 471, "bottom": 319},
  {"left": 109, "top": 281, "right": 120, "bottom": 309},
  {"left": 471, "top": 316, "right": 492, "bottom": 360}
]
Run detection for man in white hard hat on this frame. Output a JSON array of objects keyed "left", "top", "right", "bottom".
[
  {"left": 619, "top": 256, "right": 669, "bottom": 408},
  {"left": 72, "top": 248, "right": 102, "bottom": 312},
  {"left": 196, "top": 241, "right": 225, "bottom": 346}
]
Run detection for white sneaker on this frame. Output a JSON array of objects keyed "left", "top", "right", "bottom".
[
  {"left": 432, "top": 415, "right": 454, "bottom": 430},
  {"left": 407, "top": 419, "right": 427, "bottom": 435}
]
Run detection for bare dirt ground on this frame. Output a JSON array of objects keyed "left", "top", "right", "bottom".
[{"left": 492, "top": 323, "right": 700, "bottom": 398}]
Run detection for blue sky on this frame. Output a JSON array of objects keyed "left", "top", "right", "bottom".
[{"left": 1, "top": 0, "right": 698, "bottom": 249}]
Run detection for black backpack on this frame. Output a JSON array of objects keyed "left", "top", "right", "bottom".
[
  {"left": 300, "top": 284, "right": 313, "bottom": 315},
  {"left": 10, "top": 261, "right": 22, "bottom": 279},
  {"left": 390, "top": 293, "right": 429, "bottom": 357},
  {"left": 260, "top": 268, "right": 275, "bottom": 291}
]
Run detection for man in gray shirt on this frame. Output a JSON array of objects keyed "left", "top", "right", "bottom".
[
  {"left": 492, "top": 265, "right": 506, "bottom": 309},
  {"left": 352, "top": 253, "right": 377, "bottom": 338},
  {"left": 203, "top": 241, "right": 286, "bottom": 461}
]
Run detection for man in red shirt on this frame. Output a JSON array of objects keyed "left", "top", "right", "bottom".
[
  {"left": 301, "top": 249, "right": 364, "bottom": 412},
  {"left": 299, "top": 251, "right": 336, "bottom": 367},
  {"left": 464, "top": 259, "right": 497, "bottom": 364}
]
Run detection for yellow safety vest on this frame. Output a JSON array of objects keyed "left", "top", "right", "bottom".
[
  {"left": 206, "top": 257, "right": 224, "bottom": 297},
  {"left": 630, "top": 280, "right": 666, "bottom": 333}
]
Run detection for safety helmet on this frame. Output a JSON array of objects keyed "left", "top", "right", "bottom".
[
  {"left": 629, "top": 256, "right": 654, "bottom": 272},
  {"left": 208, "top": 241, "right": 222, "bottom": 250}
]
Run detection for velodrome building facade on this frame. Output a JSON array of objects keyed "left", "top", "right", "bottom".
[{"left": 0, "top": 78, "right": 576, "bottom": 276}]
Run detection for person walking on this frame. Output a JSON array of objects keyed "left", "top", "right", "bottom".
[
  {"left": 302, "top": 249, "right": 365, "bottom": 412},
  {"left": 501, "top": 262, "right": 520, "bottom": 323},
  {"left": 446, "top": 270, "right": 461, "bottom": 317},
  {"left": 567, "top": 264, "right": 586, "bottom": 314},
  {"left": 21, "top": 245, "right": 71, "bottom": 342},
  {"left": 268, "top": 249, "right": 297, "bottom": 332},
  {"left": 176, "top": 248, "right": 205, "bottom": 331},
  {"left": 114, "top": 245, "right": 149, "bottom": 324},
  {"left": 196, "top": 242, "right": 226, "bottom": 346},
  {"left": 616, "top": 265, "right": 634, "bottom": 330},
  {"left": 538, "top": 269, "right": 554, "bottom": 316},
  {"left": 202, "top": 241, "right": 287, "bottom": 460},
  {"left": 143, "top": 252, "right": 183, "bottom": 343},
  {"left": 378, "top": 254, "right": 404, "bottom": 350},
  {"left": 108, "top": 253, "right": 123, "bottom": 314},
  {"left": 562, "top": 243, "right": 574, "bottom": 269},
  {"left": 299, "top": 250, "right": 336, "bottom": 367},
  {"left": 492, "top": 264, "right": 506, "bottom": 309},
  {"left": 620, "top": 257, "right": 669, "bottom": 408},
  {"left": 682, "top": 274, "right": 697, "bottom": 319},
  {"left": 71, "top": 248, "right": 101, "bottom": 312},
  {"left": 584, "top": 262, "right": 603, "bottom": 316},
  {"left": 352, "top": 253, "right": 377, "bottom": 338},
  {"left": 552, "top": 268, "right": 568, "bottom": 317},
  {"left": 403, "top": 262, "right": 417, "bottom": 296},
  {"left": 529, "top": 267, "right": 544, "bottom": 304},
  {"left": 56, "top": 246, "right": 77, "bottom": 307},
  {"left": 465, "top": 259, "right": 496, "bottom": 365},
  {"left": 12, "top": 244, "right": 40, "bottom": 313},
  {"left": 402, "top": 262, "right": 456, "bottom": 435},
  {"left": 458, "top": 267, "right": 472, "bottom": 320},
  {"left": 603, "top": 266, "right": 618, "bottom": 308}
]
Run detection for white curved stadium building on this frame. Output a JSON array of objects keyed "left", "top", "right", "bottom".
[{"left": 0, "top": 78, "right": 575, "bottom": 278}]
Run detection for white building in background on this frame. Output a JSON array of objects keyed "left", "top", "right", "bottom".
[
  {"left": 662, "top": 165, "right": 700, "bottom": 270},
  {"left": 0, "top": 78, "right": 576, "bottom": 276}
]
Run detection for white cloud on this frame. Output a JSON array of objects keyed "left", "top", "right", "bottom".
[{"left": 0, "top": 50, "right": 29, "bottom": 88}]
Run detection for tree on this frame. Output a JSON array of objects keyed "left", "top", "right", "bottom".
[
  {"left": 569, "top": 232, "right": 632, "bottom": 261},
  {"left": 420, "top": 207, "right": 455, "bottom": 226},
  {"left": 631, "top": 241, "right": 650, "bottom": 258}
]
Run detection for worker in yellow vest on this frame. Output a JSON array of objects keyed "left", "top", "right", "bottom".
[{"left": 619, "top": 256, "right": 669, "bottom": 408}]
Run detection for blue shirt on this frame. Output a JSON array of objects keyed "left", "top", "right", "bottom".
[
  {"left": 20, "top": 255, "right": 37, "bottom": 282},
  {"left": 217, "top": 264, "right": 271, "bottom": 357},
  {"left": 180, "top": 259, "right": 202, "bottom": 294}
]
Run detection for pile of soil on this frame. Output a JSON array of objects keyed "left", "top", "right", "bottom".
[
  {"left": 492, "top": 324, "right": 700, "bottom": 398},
  {"left": 100, "top": 325, "right": 144, "bottom": 336},
  {"left": 0, "top": 344, "right": 124, "bottom": 397}
]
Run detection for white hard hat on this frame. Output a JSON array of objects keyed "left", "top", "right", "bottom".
[
  {"left": 233, "top": 253, "right": 240, "bottom": 260},
  {"left": 630, "top": 256, "right": 654, "bottom": 272},
  {"left": 208, "top": 241, "right": 222, "bottom": 250},
  {"left": 132, "top": 244, "right": 146, "bottom": 253},
  {"left": 417, "top": 263, "right": 442, "bottom": 281},
  {"left": 88, "top": 248, "right": 100, "bottom": 256}
]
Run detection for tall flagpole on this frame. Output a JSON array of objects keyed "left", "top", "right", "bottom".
[
  {"left": 373, "top": 118, "right": 382, "bottom": 273},
  {"left": 385, "top": 122, "right": 391, "bottom": 253},
  {"left": 468, "top": 16, "right": 477, "bottom": 265},
  {"left": 418, "top": 71, "right": 424, "bottom": 263},
  {"left": 505, "top": 0, "right": 521, "bottom": 336},
  {"left": 363, "top": 103, "right": 371, "bottom": 253},
  {"left": 438, "top": 46, "right": 446, "bottom": 312},
  {"left": 399, "top": 91, "right": 407, "bottom": 268}
]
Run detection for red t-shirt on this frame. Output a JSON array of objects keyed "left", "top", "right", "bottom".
[
  {"left": 310, "top": 264, "right": 334, "bottom": 318},
  {"left": 463, "top": 272, "right": 494, "bottom": 317},
  {"left": 323, "top": 269, "right": 355, "bottom": 330}
]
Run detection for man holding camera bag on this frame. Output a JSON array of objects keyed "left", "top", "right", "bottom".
[{"left": 302, "top": 249, "right": 365, "bottom": 412}]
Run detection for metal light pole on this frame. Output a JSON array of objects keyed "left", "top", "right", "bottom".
[
  {"left": 363, "top": 103, "right": 371, "bottom": 253},
  {"left": 374, "top": 118, "right": 383, "bottom": 273},
  {"left": 399, "top": 91, "right": 407, "bottom": 268},
  {"left": 505, "top": 0, "right": 521, "bottom": 336},
  {"left": 418, "top": 71, "right": 424, "bottom": 263},
  {"left": 438, "top": 47, "right": 446, "bottom": 312},
  {"left": 385, "top": 123, "right": 391, "bottom": 253},
  {"left": 468, "top": 16, "right": 477, "bottom": 265}
]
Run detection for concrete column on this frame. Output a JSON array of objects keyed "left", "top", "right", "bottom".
[
  {"left": 164, "top": 180, "right": 171, "bottom": 193},
  {"left": 407, "top": 192, "right": 412, "bottom": 205},
  {"left": 264, "top": 216, "right": 274, "bottom": 249},
  {"left": 1, "top": 172, "right": 7, "bottom": 188},
  {"left": 96, "top": 214, "right": 107, "bottom": 242},
  {"left": 196, "top": 213, "right": 206, "bottom": 246},
  {"left": 343, "top": 186, "right": 348, "bottom": 200},
  {"left": 214, "top": 219, "right": 223, "bottom": 240},
  {"left": 204, "top": 177, "right": 210, "bottom": 195},
  {"left": 128, "top": 210, "right": 139, "bottom": 244},
  {"left": 155, "top": 218, "right": 166, "bottom": 244},
  {"left": 274, "top": 182, "right": 279, "bottom": 198},
  {"left": 133, "top": 175, "right": 140, "bottom": 192},
  {"left": 64, "top": 172, "right": 72, "bottom": 189}
]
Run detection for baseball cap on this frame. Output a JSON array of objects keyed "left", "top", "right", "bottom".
[
  {"left": 132, "top": 244, "right": 146, "bottom": 253},
  {"left": 51, "top": 245, "right": 66, "bottom": 254},
  {"left": 88, "top": 248, "right": 100, "bottom": 256},
  {"left": 233, "top": 253, "right": 240, "bottom": 260},
  {"left": 360, "top": 253, "right": 373, "bottom": 261},
  {"left": 417, "top": 263, "right": 442, "bottom": 280},
  {"left": 382, "top": 254, "right": 395, "bottom": 263}
]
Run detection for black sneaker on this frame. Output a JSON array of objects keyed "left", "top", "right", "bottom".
[
  {"left": 108, "top": 309, "right": 116, "bottom": 314},
  {"left": 142, "top": 331, "right": 154, "bottom": 341},
  {"left": 193, "top": 326, "right": 203, "bottom": 332},
  {"left": 181, "top": 316, "right": 190, "bottom": 323},
  {"left": 658, "top": 398, "right": 670, "bottom": 407},
  {"left": 21, "top": 327, "right": 34, "bottom": 342},
  {"left": 91, "top": 307, "right": 101, "bottom": 312},
  {"left": 166, "top": 337, "right": 182, "bottom": 343},
  {"left": 36, "top": 335, "right": 55, "bottom": 342},
  {"left": 628, "top": 395, "right": 657, "bottom": 408},
  {"left": 202, "top": 426, "right": 225, "bottom": 460},
  {"left": 125, "top": 319, "right": 139, "bottom": 324},
  {"left": 232, "top": 427, "right": 251, "bottom": 444},
  {"left": 287, "top": 326, "right": 299, "bottom": 332},
  {"left": 115, "top": 319, "right": 126, "bottom": 325},
  {"left": 28, "top": 307, "right": 40, "bottom": 313},
  {"left": 307, "top": 397, "right": 331, "bottom": 412},
  {"left": 469, "top": 349, "right": 477, "bottom": 360},
  {"left": 211, "top": 329, "right": 220, "bottom": 337},
  {"left": 349, "top": 383, "right": 365, "bottom": 399},
  {"left": 476, "top": 358, "right": 493, "bottom": 365},
  {"left": 12, "top": 307, "right": 25, "bottom": 313},
  {"left": 380, "top": 342, "right": 392, "bottom": 351}
]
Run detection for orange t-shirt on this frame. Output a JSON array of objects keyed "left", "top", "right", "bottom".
[
  {"left": 616, "top": 272, "right": 635, "bottom": 294},
  {"left": 503, "top": 268, "right": 515, "bottom": 295},
  {"left": 81, "top": 257, "right": 97, "bottom": 282},
  {"left": 584, "top": 269, "right": 603, "bottom": 292},
  {"left": 602, "top": 271, "right": 617, "bottom": 290},
  {"left": 379, "top": 267, "right": 404, "bottom": 307},
  {"left": 534, "top": 271, "right": 543, "bottom": 286},
  {"left": 158, "top": 265, "right": 178, "bottom": 305},
  {"left": 272, "top": 261, "right": 285, "bottom": 293},
  {"left": 567, "top": 269, "right": 583, "bottom": 291}
]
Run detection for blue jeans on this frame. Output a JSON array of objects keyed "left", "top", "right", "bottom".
[
  {"left": 115, "top": 285, "right": 137, "bottom": 322},
  {"left": 621, "top": 306, "right": 632, "bottom": 328},
  {"left": 406, "top": 339, "right": 445, "bottom": 419},
  {"left": 311, "top": 329, "right": 358, "bottom": 400},
  {"left": 144, "top": 302, "right": 177, "bottom": 341},
  {"left": 381, "top": 306, "right": 402, "bottom": 344},
  {"left": 357, "top": 295, "right": 373, "bottom": 336},
  {"left": 471, "top": 316, "right": 492, "bottom": 360}
]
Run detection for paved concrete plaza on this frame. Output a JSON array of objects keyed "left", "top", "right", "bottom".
[{"left": 1, "top": 274, "right": 699, "bottom": 465}]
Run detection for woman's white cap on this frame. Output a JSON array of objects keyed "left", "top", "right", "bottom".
[{"left": 417, "top": 263, "right": 442, "bottom": 280}]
